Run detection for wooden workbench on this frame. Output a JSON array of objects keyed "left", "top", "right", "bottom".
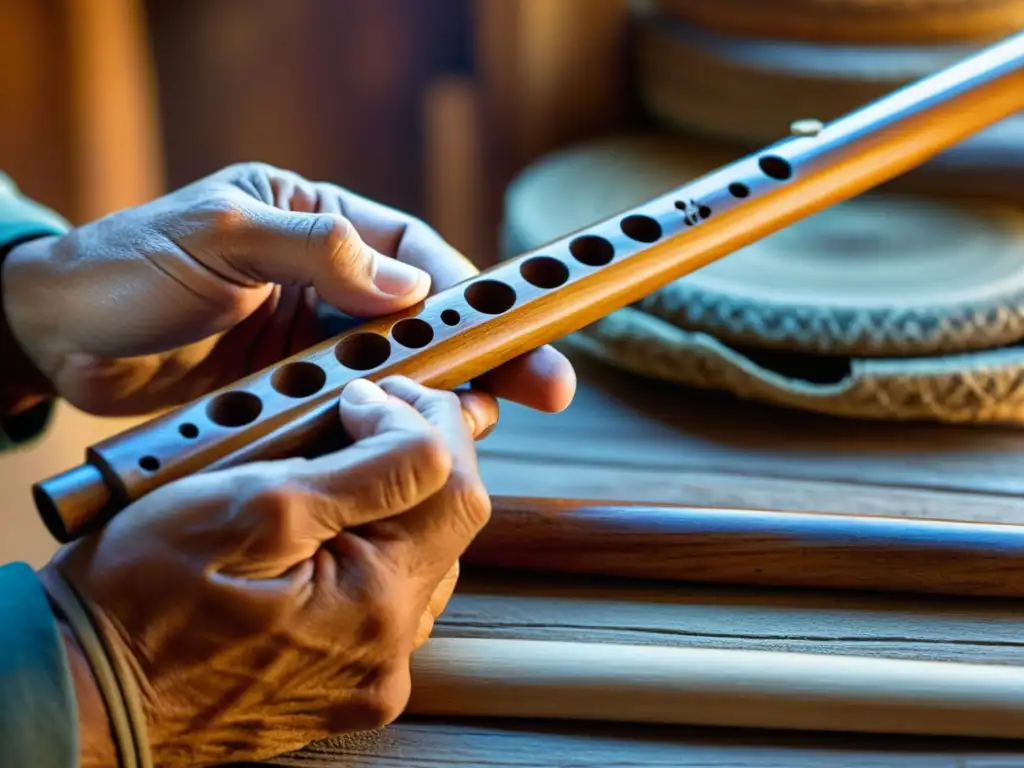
[{"left": 253, "top": 351, "right": 1024, "bottom": 766}]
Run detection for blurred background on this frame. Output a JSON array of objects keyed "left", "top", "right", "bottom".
[{"left": 2, "top": 0, "right": 1022, "bottom": 566}]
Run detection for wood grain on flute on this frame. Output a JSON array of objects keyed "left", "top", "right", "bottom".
[
  {"left": 32, "top": 32, "right": 1024, "bottom": 543},
  {"left": 406, "top": 638, "right": 1024, "bottom": 740},
  {"left": 463, "top": 497, "right": 1024, "bottom": 599}
]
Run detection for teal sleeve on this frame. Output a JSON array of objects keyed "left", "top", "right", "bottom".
[
  {"left": 0, "top": 172, "right": 70, "bottom": 247},
  {"left": 0, "top": 171, "right": 69, "bottom": 452},
  {"left": 0, "top": 563, "right": 78, "bottom": 767}
]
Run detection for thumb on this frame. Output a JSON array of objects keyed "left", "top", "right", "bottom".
[{"left": 222, "top": 200, "right": 431, "bottom": 317}]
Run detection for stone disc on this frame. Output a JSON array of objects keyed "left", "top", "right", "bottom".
[
  {"left": 647, "top": 0, "right": 1024, "bottom": 45},
  {"left": 503, "top": 134, "right": 1024, "bottom": 357},
  {"left": 634, "top": 12, "right": 1024, "bottom": 152}
]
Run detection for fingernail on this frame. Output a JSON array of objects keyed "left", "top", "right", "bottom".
[
  {"left": 342, "top": 378, "right": 388, "bottom": 405},
  {"left": 374, "top": 257, "right": 427, "bottom": 296}
]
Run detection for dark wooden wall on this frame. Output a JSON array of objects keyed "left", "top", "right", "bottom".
[
  {"left": 145, "top": 0, "right": 473, "bottom": 216},
  {"left": 0, "top": 0, "right": 473, "bottom": 223}
]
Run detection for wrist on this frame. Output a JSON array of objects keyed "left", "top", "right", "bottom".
[
  {"left": 0, "top": 236, "right": 58, "bottom": 417},
  {"left": 59, "top": 619, "right": 118, "bottom": 768}
]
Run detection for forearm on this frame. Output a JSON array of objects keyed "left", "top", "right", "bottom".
[{"left": 59, "top": 621, "right": 118, "bottom": 768}]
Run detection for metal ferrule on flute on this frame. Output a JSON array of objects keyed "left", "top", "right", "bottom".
[{"left": 34, "top": 31, "right": 1024, "bottom": 543}]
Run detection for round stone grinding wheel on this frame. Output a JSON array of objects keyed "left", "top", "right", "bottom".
[
  {"left": 502, "top": 133, "right": 1024, "bottom": 359},
  {"left": 647, "top": 0, "right": 1024, "bottom": 45},
  {"left": 633, "top": 12, "right": 1024, "bottom": 153},
  {"left": 502, "top": 134, "right": 1024, "bottom": 424}
]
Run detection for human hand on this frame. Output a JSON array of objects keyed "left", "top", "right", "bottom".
[
  {"left": 41, "top": 376, "right": 492, "bottom": 767},
  {"left": 1, "top": 162, "right": 575, "bottom": 418}
]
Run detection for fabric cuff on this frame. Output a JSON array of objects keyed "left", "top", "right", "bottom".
[
  {"left": 0, "top": 562, "right": 78, "bottom": 768},
  {"left": 0, "top": 172, "right": 71, "bottom": 245},
  {"left": 45, "top": 571, "right": 153, "bottom": 768}
]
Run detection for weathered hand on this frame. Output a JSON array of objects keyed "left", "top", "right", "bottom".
[
  {"left": 2, "top": 162, "right": 575, "bottom": 417},
  {"left": 42, "top": 376, "right": 492, "bottom": 767}
]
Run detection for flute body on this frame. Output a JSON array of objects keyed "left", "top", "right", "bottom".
[{"left": 35, "top": 31, "right": 1024, "bottom": 542}]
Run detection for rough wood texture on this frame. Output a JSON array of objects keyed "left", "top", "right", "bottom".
[
  {"left": 479, "top": 354, "right": 1024, "bottom": 504},
  {"left": 431, "top": 571, "right": 1024, "bottom": 665},
  {"left": 265, "top": 570, "right": 1024, "bottom": 765},
  {"left": 257, "top": 720, "right": 1024, "bottom": 768},
  {"left": 463, "top": 496, "right": 1024, "bottom": 599}
]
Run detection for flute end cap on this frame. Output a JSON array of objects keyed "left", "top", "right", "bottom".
[{"left": 33, "top": 463, "right": 111, "bottom": 543}]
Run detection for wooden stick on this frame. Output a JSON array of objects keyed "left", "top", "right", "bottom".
[
  {"left": 462, "top": 497, "right": 1024, "bottom": 599},
  {"left": 406, "top": 637, "right": 1024, "bottom": 740}
]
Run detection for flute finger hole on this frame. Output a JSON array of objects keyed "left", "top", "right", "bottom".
[
  {"left": 392, "top": 318, "right": 435, "bottom": 349},
  {"left": 569, "top": 235, "right": 614, "bottom": 267},
  {"left": 179, "top": 423, "right": 199, "bottom": 439},
  {"left": 620, "top": 215, "right": 662, "bottom": 243},
  {"left": 521, "top": 256, "right": 569, "bottom": 289},
  {"left": 441, "top": 309, "right": 460, "bottom": 326},
  {"left": 729, "top": 182, "right": 750, "bottom": 198},
  {"left": 207, "top": 391, "right": 264, "bottom": 428},
  {"left": 759, "top": 155, "right": 793, "bottom": 180},
  {"left": 465, "top": 280, "right": 517, "bottom": 315},
  {"left": 335, "top": 332, "right": 392, "bottom": 371},
  {"left": 139, "top": 456, "right": 160, "bottom": 472},
  {"left": 271, "top": 361, "right": 327, "bottom": 398}
]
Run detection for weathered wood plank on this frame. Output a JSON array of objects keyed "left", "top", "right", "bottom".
[
  {"left": 265, "top": 719, "right": 1024, "bottom": 767},
  {"left": 479, "top": 457, "right": 1024, "bottom": 523},
  {"left": 479, "top": 355, "right": 1024, "bottom": 499},
  {"left": 435, "top": 572, "right": 1024, "bottom": 665},
  {"left": 260, "top": 572, "right": 1024, "bottom": 766}
]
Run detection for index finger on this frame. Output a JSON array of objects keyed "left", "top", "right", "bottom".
[
  {"left": 316, "top": 183, "right": 477, "bottom": 289},
  {"left": 317, "top": 183, "right": 576, "bottom": 413},
  {"left": 368, "top": 376, "right": 491, "bottom": 589}
]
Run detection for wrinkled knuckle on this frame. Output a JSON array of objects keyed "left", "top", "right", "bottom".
[
  {"left": 367, "top": 432, "right": 451, "bottom": 513},
  {"left": 401, "top": 429, "right": 453, "bottom": 485},
  {"left": 358, "top": 590, "right": 405, "bottom": 649},
  {"left": 321, "top": 216, "right": 369, "bottom": 278},
  {"left": 362, "top": 669, "right": 412, "bottom": 729},
  {"left": 199, "top": 195, "right": 251, "bottom": 235},
  {"left": 449, "top": 474, "right": 492, "bottom": 532},
  {"left": 244, "top": 481, "right": 306, "bottom": 538}
]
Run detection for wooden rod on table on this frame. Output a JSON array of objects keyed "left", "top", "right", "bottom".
[
  {"left": 406, "top": 637, "right": 1024, "bottom": 740},
  {"left": 462, "top": 496, "right": 1024, "bottom": 599}
]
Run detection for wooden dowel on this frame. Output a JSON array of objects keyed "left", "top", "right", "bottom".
[
  {"left": 406, "top": 637, "right": 1024, "bottom": 740},
  {"left": 463, "top": 497, "right": 1024, "bottom": 599}
]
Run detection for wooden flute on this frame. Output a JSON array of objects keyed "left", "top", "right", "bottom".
[
  {"left": 467, "top": 497, "right": 1024, "bottom": 600},
  {"left": 35, "top": 31, "right": 1024, "bottom": 543}
]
